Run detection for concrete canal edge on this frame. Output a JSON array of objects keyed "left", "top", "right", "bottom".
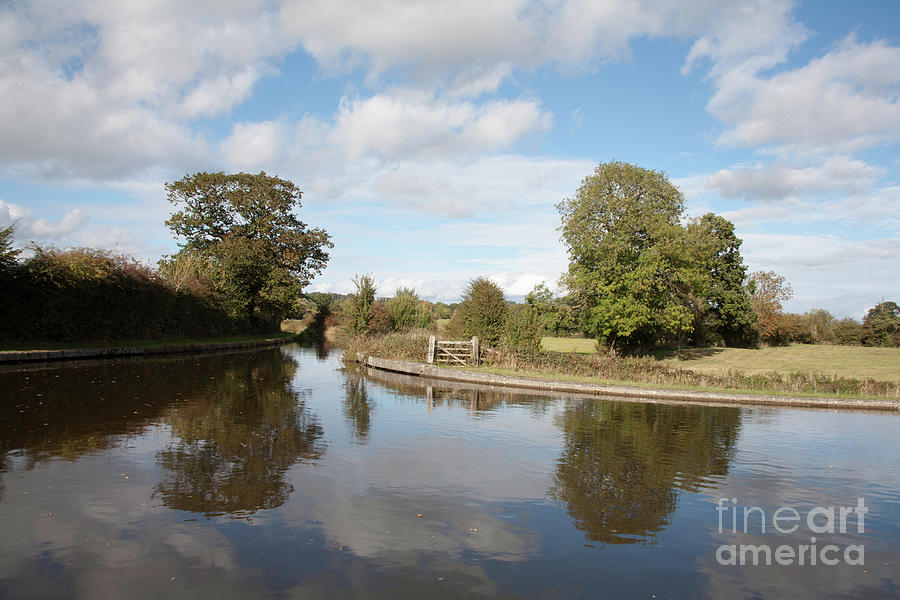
[
  {"left": 357, "top": 354, "right": 900, "bottom": 412},
  {"left": 0, "top": 337, "right": 291, "bottom": 364}
]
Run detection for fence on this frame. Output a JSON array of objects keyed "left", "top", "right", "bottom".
[{"left": 427, "top": 335, "right": 480, "bottom": 366}]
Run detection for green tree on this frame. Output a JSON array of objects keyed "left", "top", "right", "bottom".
[
  {"left": 346, "top": 274, "right": 377, "bottom": 335},
  {"left": 503, "top": 303, "right": 544, "bottom": 352},
  {"left": 689, "top": 213, "right": 756, "bottom": 346},
  {"left": 524, "top": 283, "right": 557, "bottom": 331},
  {"left": 454, "top": 277, "right": 508, "bottom": 344},
  {"left": 0, "top": 225, "right": 20, "bottom": 272},
  {"left": 861, "top": 301, "right": 900, "bottom": 347},
  {"left": 833, "top": 317, "right": 863, "bottom": 345},
  {"left": 558, "top": 161, "right": 695, "bottom": 354},
  {"left": 804, "top": 309, "right": 835, "bottom": 344},
  {"left": 165, "top": 171, "right": 332, "bottom": 325},
  {"left": 747, "top": 270, "right": 793, "bottom": 345},
  {"left": 386, "top": 287, "right": 432, "bottom": 331}
]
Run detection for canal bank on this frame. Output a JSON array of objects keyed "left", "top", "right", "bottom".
[
  {"left": 356, "top": 354, "right": 900, "bottom": 412},
  {"left": 0, "top": 336, "right": 293, "bottom": 364}
]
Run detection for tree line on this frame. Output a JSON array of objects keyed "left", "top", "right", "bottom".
[
  {"left": 0, "top": 172, "right": 332, "bottom": 342},
  {"left": 2, "top": 165, "right": 895, "bottom": 350},
  {"left": 340, "top": 161, "right": 897, "bottom": 353}
]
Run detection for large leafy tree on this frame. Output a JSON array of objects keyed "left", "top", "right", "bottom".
[
  {"left": 689, "top": 213, "right": 756, "bottom": 346},
  {"left": 558, "top": 161, "right": 696, "bottom": 354},
  {"left": 165, "top": 172, "right": 332, "bottom": 324},
  {"left": 861, "top": 301, "right": 900, "bottom": 347}
]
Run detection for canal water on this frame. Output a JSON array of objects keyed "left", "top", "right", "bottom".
[{"left": 1, "top": 344, "right": 898, "bottom": 599}]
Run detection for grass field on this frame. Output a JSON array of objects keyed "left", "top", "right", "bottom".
[
  {"left": 542, "top": 336, "right": 597, "bottom": 354},
  {"left": 543, "top": 336, "right": 899, "bottom": 382},
  {"left": 436, "top": 318, "right": 450, "bottom": 334},
  {"left": 655, "top": 344, "right": 900, "bottom": 381}
]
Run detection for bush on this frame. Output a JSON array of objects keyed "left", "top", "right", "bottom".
[
  {"left": 833, "top": 318, "right": 863, "bottom": 346},
  {"left": 386, "top": 288, "right": 432, "bottom": 331},
  {"left": 804, "top": 309, "right": 835, "bottom": 344},
  {"left": 455, "top": 277, "right": 508, "bottom": 344},
  {"left": 502, "top": 304, "right": 544, "bottom": 352},
  {"left": 781, "top": 313, "right": 813, "bottom": 344},
  {"left": 0, "top": 245, "right": 241, "bottom": 342}
]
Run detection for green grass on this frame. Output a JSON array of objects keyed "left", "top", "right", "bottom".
[
  {"left": 655, "top": 344, "right": 900, "bottom": 382},
  {"left": 542, "top": 337, "right": 900, "bottom": 382},
  {"left": 541, "top": 336, "right": 597, "bottom": 354},
  {"left": 0, "top": 332, "right": 298, "bottom": 352},
  {"left": 436, "top": 318, "right": 450, "bottom": 334}
]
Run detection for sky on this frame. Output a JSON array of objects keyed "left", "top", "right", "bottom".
[{"left": 0, "top": 0, "right": 898, "bottom": 318}]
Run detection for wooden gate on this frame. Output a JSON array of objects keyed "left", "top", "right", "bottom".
[{"left": 427, "top": 336, "right": 480, "bottom": 366}]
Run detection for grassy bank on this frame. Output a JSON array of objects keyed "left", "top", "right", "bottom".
[
  {"left": 471, "top": 365, "right": 890, "bottom": 401},
  {"left": 349, "top": 331, "right": 899, "bottom": 400}
]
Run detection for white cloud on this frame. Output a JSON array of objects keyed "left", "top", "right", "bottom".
[
  {"left": 220, "top": 120, "right": 288, "bottom": 171},
  {"left": 0, "top": 199, "right": 88, "bottom": 239},
  {"left": 178, "top": 66, "right": 267, "bottom": 118},
  {"left": 741, "top": 233, "right": 900, "bottom": 316},
  {"left": 448, "top": 63, "right": 513, "bottom": 98},
  {"left": 0, "top": 0, "right": 293, "bottom": 179},
  {"left": 0, "top": 0, "right": 809, "bottom": 181},
  {"left": 280, "top": 0, "right": 730, "bottom": 79},
  {"left": 683, "top": 0, "right": 807, "bottom": 76},
  {"left": 708, "top": 35, "right": 900, "bottom": 153},
  {"left": 705, "top": 156, "right": 882, "bottom": 200},
  {"left": 331, "top": 91, "right": 552, "bottom": 161}
]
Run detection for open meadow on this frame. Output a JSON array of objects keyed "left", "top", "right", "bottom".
[
  {"left": 655, "top": 344, "right": 900, "bottom": 381},
  {"left": 542, "top": 336, "right": 899, "bottom": 382}
]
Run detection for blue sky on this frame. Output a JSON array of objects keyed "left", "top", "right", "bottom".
[{"left": 1, "top": 0, "right": 898, "bottom": 318}]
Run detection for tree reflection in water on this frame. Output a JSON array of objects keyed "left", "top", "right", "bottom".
[
  {"left": 550, "top": 400, "right": 741, "bottom": 545},
  {"left": 154, "top": 351, "right": 324, "bottom": 516},
  {"left": 343, "top": 371, "right": 372, "bottom": 442}
]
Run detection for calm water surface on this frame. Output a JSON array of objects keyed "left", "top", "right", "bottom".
[{"left": 1, "top": 344, "right": 898, "bottom": 599}]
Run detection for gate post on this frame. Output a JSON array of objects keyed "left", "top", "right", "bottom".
[
  {"left": 471, "top": 336, "right": 480, "bottom": 366},
  {"left": 427, "top": 335, "right": 436, "bottom": 364}
]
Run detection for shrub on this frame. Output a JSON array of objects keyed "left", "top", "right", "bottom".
[
  {"left": 833, "top": 318, "right": 863, "bottom": 346},
  {"left": 386, "top": 287, "right": 432, "bottom": 331},
  {"left": 345, "top": 274, "right": 376, "bottom": 335},
  {"left": 503, "top": 304, "right": 544, "bottom": 352},
  {"left": 456, "top": 277, "right": 508, "bottom": 344},
  {"left": 0, "top": 245, "right": 240, "bottom": 342}
]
